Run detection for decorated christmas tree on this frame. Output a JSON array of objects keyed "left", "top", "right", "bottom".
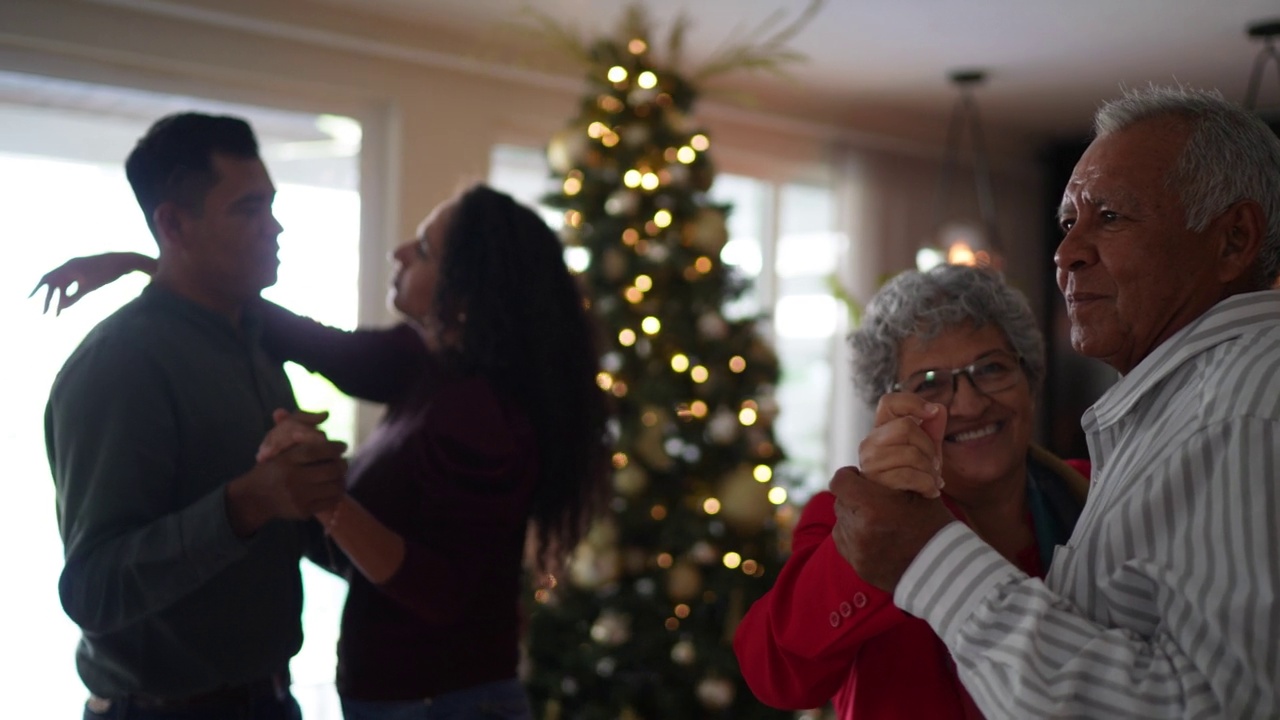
[{"left": 521, "top": 5, "right": 821, "bottom": 718}]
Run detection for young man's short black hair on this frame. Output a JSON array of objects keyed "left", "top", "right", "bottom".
[{"left": 124, "top": 112, "right": 260, "bottom": 236}]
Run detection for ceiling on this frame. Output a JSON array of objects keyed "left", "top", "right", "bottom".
[{"left": 303, "top": 0, "right": 1280, "bottom": 142}]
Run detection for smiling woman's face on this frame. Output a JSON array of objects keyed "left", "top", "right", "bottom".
[{"left": 896, "top": 322, "right": 1035, "bottom": 500}]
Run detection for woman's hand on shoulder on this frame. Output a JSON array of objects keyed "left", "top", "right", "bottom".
[{"left": 30, "top": 252, "right": 158, "bottom": 315}]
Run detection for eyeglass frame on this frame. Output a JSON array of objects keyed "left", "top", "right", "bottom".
[{"left": 887, "top": 349, "right": 1026, "bottom": 404}]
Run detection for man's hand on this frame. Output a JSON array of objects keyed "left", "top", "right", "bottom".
[
  {"left": 859, "top": 393, "right": 948, "bottom": 498},
  {"left": 226, "top": 438, "right": 348, "bottom": 537},
  {"left": 828, "top": 466, "right": 955, "bottom": 593}
]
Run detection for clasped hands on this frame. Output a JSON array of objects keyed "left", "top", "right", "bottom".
[
  {"left": 255, "top": 409, "right": 347, "bottom": 528},
  {"left": 829, "top": 393, "right": 957, "bottom": 594},
  {"left": 226, "top": 409, "right": 347, "bottom": 538}
]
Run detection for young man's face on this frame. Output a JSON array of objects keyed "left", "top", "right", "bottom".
[{"left": 179, "top": 153, "right": 284, "bottom": 302}]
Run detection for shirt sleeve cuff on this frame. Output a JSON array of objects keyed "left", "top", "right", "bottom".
[
  {"left": 893, "top": 520, "right": 1025, "bottom": 644},
  {"left": 183, "top": 485, "right": 250, "bottom": 571}
]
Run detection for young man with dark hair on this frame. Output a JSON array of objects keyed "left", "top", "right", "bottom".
[{"left": 46, "top": 112, "right": 348, "bottom": 719}]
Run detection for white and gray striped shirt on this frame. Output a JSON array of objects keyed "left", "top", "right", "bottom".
[{"left": 895, "top": 290, "right": 1280, "bottom": 719}]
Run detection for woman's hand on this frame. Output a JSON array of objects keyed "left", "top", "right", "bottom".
[
  {"left": 30, "top": 252, "right": 158, "bottom": 315},
  {"left": 257, "top": 408, "right": 331, "bottom": 462},
  {"left": 856, "top": 393, "right": 948, "bottom": 498}
]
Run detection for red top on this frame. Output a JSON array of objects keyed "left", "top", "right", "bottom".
[{"left": 733, "top": 458, "right": 1090, "bottom": 719}]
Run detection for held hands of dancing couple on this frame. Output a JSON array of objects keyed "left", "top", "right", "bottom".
[{"left": 830, "top": 392, "right": 956, "bottom": 594}]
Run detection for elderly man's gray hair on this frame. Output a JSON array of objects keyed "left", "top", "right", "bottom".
[
  {"left": 1095, "top": 85, "right": 1280, "bottom": 285},
  {"left": 849, "top": 265, "right": 1044, "bottom": 406}
]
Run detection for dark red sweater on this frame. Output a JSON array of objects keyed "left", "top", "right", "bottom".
[{"left": 262, "top": 304, "right": 537, "bottom": 700}]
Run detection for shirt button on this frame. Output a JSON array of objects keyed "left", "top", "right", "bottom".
[
  {"left": 853, "top": 592, "right": 867, "bottom": 609},
  {"left": 829, "top": 611, "right": 840, "bottom": 628},
  {"left": 839, "top": 601, "right": 852, "bottom": 617}
]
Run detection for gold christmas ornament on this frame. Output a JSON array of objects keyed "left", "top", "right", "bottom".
[
  {"left": 666, "top": 560, "right": 703, "bottom": 601},
  {"left": 697, "top": 311, "right": 729, "bottom": 341},
  {"left": 601, "top": 248, "right": 629, "bottom": 280},
  {"left": 706, "top": 409, "right": 739, "bottom": 445},
  {"left": 546, "top": 126, "right": 588, "bottom": 175},
  {"left": 612, "top": 464, "right": 650, "bottom": 496},
  {"left": 671, "top": 639, "right": 696, "bottom": 665},
  {"left": 696, "top": 676, "right": 736, "bottom": 710},
  {"left": 682, "top": 207, "right": 729, "bottom": 255},
  {"left": 717, "top": 464, "right": 773, "bottom": 533},
  {"left": 634, "top": 419, "right": 676, "bottom": 471},
  {"left": 589, "top": 610, "right": 632, "bottom": 646},
  {"left": 569, "top": 544, "right": 621, "bottom": 589}
]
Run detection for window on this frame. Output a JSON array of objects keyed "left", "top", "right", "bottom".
[
  {"left": 489, "top": 145, "right": 844, "bottom": 500},
  {"left": 0, "top": 72, "right": 358, "bottom": 719}
]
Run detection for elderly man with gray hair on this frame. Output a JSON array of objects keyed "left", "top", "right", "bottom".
[{"left": 830, "top": 86, "right": 1280, "bottom": 718}]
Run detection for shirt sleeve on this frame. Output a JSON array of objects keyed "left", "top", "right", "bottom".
[
  {"left": 48, "top": 338, "right": 247, "bottom": 635},
  {"left": 733, "top": 491, "right": 909, "bottom": 710},
  {"left": 257, "top": 300, "right": 427, "bottom": 404},
  {"left": 895, "top": 418, "right": 1280, "bottom": 719}
]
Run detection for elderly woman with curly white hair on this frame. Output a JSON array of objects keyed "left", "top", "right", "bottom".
[{"left": 734, "top": 264, "right": 1089, "bottom": 720}]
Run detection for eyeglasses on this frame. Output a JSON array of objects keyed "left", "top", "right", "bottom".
[{"left": 890, "top": 350, "right": 1023, "bottom": 405}]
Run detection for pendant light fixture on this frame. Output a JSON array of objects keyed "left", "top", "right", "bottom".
[
  {"left": 1243, "top": 19, "right": 1280, "bottom": 111},
  {"left": 917, "top": 70, "right": 1004, "bottom": 272}
]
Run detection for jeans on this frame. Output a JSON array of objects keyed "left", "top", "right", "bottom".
[
  {"left": 340, "top": 678, "right": 533, "bottom": 720},
  {"left": 82, "top": 692, "right": 302, "bottom": 720}
]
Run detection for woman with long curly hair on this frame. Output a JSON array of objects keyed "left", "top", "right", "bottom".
[{"left": 36, "top": 183, "right": 613, "bottom": 720}]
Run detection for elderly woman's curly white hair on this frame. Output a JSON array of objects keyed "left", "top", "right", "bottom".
[{"left": 850, "top": 265, "right": 1045, "bottom": 406}]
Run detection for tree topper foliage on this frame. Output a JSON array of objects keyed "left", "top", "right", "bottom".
[{"left": 522, "top": 1, "right": 825, "bottom": 82}]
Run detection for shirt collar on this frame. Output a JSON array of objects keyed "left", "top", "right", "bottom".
[
  {"left": 1085, "top": 290, "right": 1280, "bottom": 431},
  {"left": 141, "top": 282, "right": 264, "bottom": 342}
]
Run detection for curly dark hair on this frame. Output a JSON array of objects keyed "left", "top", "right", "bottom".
[{"left": 432, "top": 184, "right": 612, "bottom": 570}]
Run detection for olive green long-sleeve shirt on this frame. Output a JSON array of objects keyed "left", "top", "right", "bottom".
[{"left": 45, "top": 283, "right": 304, "bottom": 698}]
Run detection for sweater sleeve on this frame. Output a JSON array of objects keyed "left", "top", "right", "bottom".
[
  {"left": 257, "top": 300, "right": 427, "bottom": 404},
  {"left": 374, "top": 377, "right": 534, "bottom": 622},
  {"left": 733, "top": 491, "right": 910, "bottom": 710}
]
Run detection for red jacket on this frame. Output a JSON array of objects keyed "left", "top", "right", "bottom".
[{"left": 734, "top": 452, "right": 1089, "bottom": 719}]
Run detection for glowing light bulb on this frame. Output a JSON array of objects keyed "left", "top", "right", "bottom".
[
  {"left": 607, "top": 66, "right": 628, "bottom": 83},
  {"left": 676, "top": 146, "right": 696, "bottom": 164},
  {"left": 637, "top": 71, "right": 658, "bottom": 89}
]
